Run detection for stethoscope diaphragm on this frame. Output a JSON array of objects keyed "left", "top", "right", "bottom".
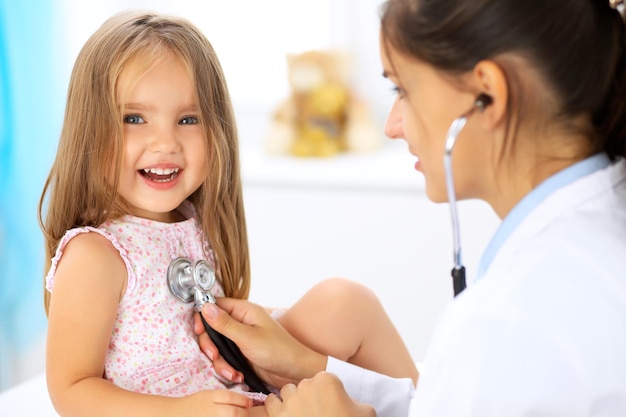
[{"left": 167, "top": 257, "right": 216, "bottom": 303}]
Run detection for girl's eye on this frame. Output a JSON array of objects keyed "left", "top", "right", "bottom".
[
  {"left": 179, "top": 116, "right": 199, "bottom": 125},
  {"left": 123, "top": 114, "right": 145, "bottom": 124}
]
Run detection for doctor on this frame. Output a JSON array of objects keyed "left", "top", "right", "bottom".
[{"left": 199, "top": 0, "right": 626, "bottom": 415}]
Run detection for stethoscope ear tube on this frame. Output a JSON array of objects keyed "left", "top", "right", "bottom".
[
  {"left": 444, "top": 95, "right": 491, "bottom": 297},
  {"left": 444, "top": 115, "right": 469, "bottom": 297}
]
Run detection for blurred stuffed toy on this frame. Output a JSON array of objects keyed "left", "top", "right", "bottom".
[{"left": 265, "top": 50, "right": 381, "bottom": 157}]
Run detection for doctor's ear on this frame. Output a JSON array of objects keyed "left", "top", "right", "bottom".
[{"left": 470, "top": 60, "right": 508, "bottom": 129}]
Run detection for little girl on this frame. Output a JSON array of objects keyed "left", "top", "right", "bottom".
[{"left": 39, "top": 10, "right": 417, "bottom": 417}]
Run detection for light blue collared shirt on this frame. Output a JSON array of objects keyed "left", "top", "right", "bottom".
[{"left": 475, "top": 153, "right": 611, "bottom": 281}]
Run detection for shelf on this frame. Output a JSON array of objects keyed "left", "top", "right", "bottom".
[{"left": 240, "top": 142, "right": 425, "bottom": 192}]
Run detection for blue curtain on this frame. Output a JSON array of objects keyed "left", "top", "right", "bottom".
[{"left": 0, "top": 0, "right": 63, "bottom": 389}]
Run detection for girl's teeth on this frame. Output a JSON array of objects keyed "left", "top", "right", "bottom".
[{"left": 143, "top": 168, "right": 179, "bottom": 175}]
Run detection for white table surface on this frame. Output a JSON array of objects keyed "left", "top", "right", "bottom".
[{"left": 0, "top": 373, "right": 58, "bottom": 417}]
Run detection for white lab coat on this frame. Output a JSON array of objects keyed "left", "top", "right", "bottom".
[{"left": 328, "top": 158, "right": 626, "bottom": 416}]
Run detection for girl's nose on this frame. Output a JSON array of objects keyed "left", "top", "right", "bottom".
[
  {"left": 384, "top": 97, "right": 404, "bottom": 139},
  {"left": 150, "top": 126, "right": 181, "bottom": 153}
]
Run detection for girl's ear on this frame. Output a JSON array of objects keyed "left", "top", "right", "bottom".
[{"left": 471, "top": 60, "right": 508, "bottom": 130}]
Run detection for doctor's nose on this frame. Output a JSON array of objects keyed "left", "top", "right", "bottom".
[{"left": 384, "top": 98, "right": 404, "bottom": 140}]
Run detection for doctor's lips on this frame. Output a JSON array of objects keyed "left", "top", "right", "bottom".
[{"left": 139, "top": 166, "right": 181, "bottom": 183}]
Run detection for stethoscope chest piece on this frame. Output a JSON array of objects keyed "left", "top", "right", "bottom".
[
  {"left": 167, "top": 257, "right": 216, "bottom": 304},
  {"left": 165, "top": 256, "right": 271, "bottom": 394}
]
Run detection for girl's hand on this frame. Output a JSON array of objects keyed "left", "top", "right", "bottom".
[
  {"left": 182, "top": 389, "right": 253, "bottom": 417},
  {"left": 264, "top": 372, "right": 376, "bottom": 417},
  {"left": 193, "top": 312, "right": 245, "bottom": 384},
  {"left": 199, "top": 298, "right": 328, "bottom": 389}
]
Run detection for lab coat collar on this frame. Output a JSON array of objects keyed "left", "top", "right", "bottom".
[{"left": 475, "top": 153, "right": 615, "bottom": 282}]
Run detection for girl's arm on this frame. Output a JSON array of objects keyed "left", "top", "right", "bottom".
[{"left": 45, "top": 232, "right": 252, "bottom": 417}]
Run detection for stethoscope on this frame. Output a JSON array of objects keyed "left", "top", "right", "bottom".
[
  {"left": 166, "top": 257, "right": 270, "bottom": 394},
  {"left": 444, "top": 93, "right": 492, "bottom": 297}
]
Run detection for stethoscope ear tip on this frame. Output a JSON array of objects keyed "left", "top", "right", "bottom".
[{"left": 475, "top": 94, "right": 493, "bottom": 111}]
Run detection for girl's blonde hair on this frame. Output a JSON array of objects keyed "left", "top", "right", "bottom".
[{"left": 39, "top": 11, "right": 250, "bottom": 313}]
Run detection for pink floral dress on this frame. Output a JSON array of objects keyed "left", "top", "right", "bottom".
[{"left": 45, "top": 202, "right": 266, "bottom": 402}]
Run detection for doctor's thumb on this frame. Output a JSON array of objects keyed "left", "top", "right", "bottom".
[
  {"left": 202, "top": 303, "right": 220, "bottom": 320},
  {"left": 201, "top": 303, "right": 238, "bottom": 338}
]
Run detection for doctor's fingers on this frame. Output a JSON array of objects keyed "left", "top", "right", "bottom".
[
  {"left": 201, "top": 299, "right": 281, "bottom": 358},
  {"left": 193, "top": 312, "right": 214, "bottom": 351},
  {"left": 265, "top": 373, "right": 374, "bottom": 417},
  {"left": 264, "top": 379, "right": 349, "bottom": 417},
  {"left": 215, "top": 297, "right": 275, "bottom": 326},
  {"left": 193, "top": 312, "right": 245, "bottom": 384},
  {"left": 265, "top": 388, "right": 308, "bottom": 417}
]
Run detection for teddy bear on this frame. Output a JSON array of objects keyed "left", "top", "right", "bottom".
[{"left": 265, "top": 50, "right": 382, "bottom": 157}]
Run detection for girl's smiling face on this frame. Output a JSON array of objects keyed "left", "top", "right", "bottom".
[
  {"left": 116, "top": 53, "right": 208, "bottom": 223},
  {"left": 380, "top": 37, "right": 495, "bottom": 204}
]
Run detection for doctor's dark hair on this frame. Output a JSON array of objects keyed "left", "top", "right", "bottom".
[
  {"left": 39, "top": 11, "right": 250, "bottom": 313},
  {"left": 380, "top": 0, "right": 626, "bottom": 160}
]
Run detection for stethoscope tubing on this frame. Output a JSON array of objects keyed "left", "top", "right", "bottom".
[
  {"left": 198, "top": 311, "right": 270, "bottom": 394},
  {"left": 443, "top": 105, "right": 482, "bottom": 297},
  {"left": 444, "top": 115, "right": 469, "bottom": 271}
]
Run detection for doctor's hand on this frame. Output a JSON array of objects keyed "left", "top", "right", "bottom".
[
  {"left": 193, "top": 311, "right": 245, "bottom": 385},
  {"left": 194, "top": 298, "right": 328, "bottom": 389},
  {"left": 265, "top": 372, "right": 376, "bottom": 417}
]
